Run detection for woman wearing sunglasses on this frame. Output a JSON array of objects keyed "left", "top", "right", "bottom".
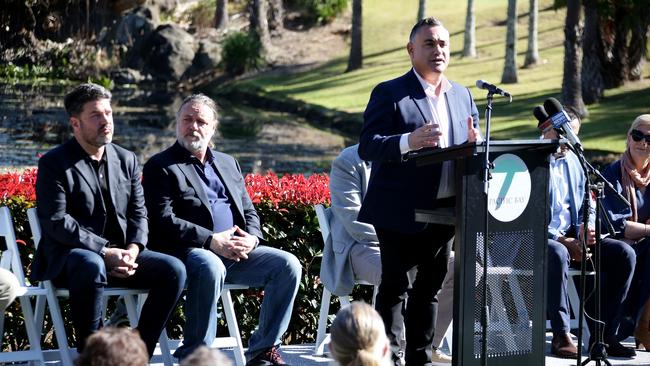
[{"left": 602, "top": 114, "right": 650, "bottom": 350}]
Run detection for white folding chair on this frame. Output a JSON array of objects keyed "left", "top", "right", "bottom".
[
  {"left": 0, "top": 206, "right": 47, "bottom": 365},
  {"left": 27, "top": 208, "right": 174, "bottom": 366},
  {"left": 313, "top": 204, "right": 378, "bottom": 356}
]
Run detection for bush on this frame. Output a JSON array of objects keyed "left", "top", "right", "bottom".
[
  {"left": 221, "top": 31, "right": 264, "bottom": 76},
  {"left": 1, "top": 170, "right": 336, "bottom": 349},
  {"left": 294, "top": 0, "right": 348, "bottom": 25}
]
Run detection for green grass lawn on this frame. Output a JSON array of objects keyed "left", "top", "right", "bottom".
[{"left": 238, "top": 0, "right": 650, "bottom": 153}]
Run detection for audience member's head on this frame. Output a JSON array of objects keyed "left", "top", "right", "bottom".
[
  {"left": 329, "top": 301, "right": 391, "bottom": 366},
  {"left": 75, "top": 327, "right": 148, "bottom": 366},
  {"left": 180, "top": 346, "right": 233, "bottom": 366}
]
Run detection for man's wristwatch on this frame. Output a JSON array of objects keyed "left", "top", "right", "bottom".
[{"left": 99, "top": 247, "right": 108, "bottom": 259}]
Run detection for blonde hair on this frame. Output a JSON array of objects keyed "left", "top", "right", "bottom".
[
  {"left": 628, "top": 114, "right": 650, "bottom": 134},
  {"left": 329, "top": 302, "right": 389, "bottom": 366}
]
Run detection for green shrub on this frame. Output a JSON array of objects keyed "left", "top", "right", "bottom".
[
  {"left": 221, "top": 31, "right": 264, "bottom": 76},
  {"left": 298, "top": 0, "right": 348, "bottom": 25}
]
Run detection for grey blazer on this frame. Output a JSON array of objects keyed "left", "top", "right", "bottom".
[{"left": 320, "top": 145, "right": 378, "bottom": 296}]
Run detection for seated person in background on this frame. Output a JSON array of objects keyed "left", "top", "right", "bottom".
[
  {"left": 0, "top": 268, "right": 19, "bottom": 312},
  {"left": 543, "top": 108, "right": 635, "bottom": 358},
  {"left": 322, "top": 144, "right": 454, "bottom": 364},
  {"left": 143, "top": 94, "right": 301, "bottom": 365},
  {"left": 181, "top": 346, "right": 233, "bottom": 366},
  {"left": 601, "top": 114, "right": 650, "bottom": 350},
  {"left": 30, "top": 83, "right": 186, "bottom": 357},
  {"left": 330, "top": 301, "right": 392, "bottom": 366},
  {"left": 75, "top": 327, "right": 148, "bottom": 366}
]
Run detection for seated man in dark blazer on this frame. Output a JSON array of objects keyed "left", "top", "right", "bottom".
[
  {"left": 142, "top": 94, "right": 301, "bottom": 365},
  {"left": 30, "top": 83, "right": 187, "bottom": 357}
]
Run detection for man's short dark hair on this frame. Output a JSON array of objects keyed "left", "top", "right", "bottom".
[
  {"left": 64, "top": 83, "right": 112, "bottom": 117},
  {"left": 409, "top": 17, "right": 444, "bottom": 42},
  {"left": 75, "top": 327, "right": 148, "bottom": 366}
]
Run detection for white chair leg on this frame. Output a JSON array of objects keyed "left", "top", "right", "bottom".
[
  {"left": 34, "top": 294, "right": 46, "bottom": 335},
  {"left": 314, "top": 288, "right": 332, "bottom": 356},
  {"left": 20, "top": 296, "right": 45, "bottom": 365},
  {"left": 46, "top": 288, "right": 74, "bottom": 366},
  {"left": 222, "top": 289, "right": 246, "bottom": 366}
]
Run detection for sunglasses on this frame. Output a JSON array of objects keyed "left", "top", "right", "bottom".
[{"left": 630, "top": 129, "right": 650, "bottom": 143}]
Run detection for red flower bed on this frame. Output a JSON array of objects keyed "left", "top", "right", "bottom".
[
  {"left": 0, "top": 169, "right": 37, "bottom": 201},
  {"left": 245, "top": 172, "right": 330, "bottom": 207}
]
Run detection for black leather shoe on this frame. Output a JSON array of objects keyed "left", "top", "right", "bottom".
[{"left": 606, "top": 339, "right": 636, "bottom": 358}]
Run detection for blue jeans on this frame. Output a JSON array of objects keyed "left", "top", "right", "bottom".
[
  {"left": 171, "top": 245, "right": 301, "bottom": 360},
  {"left": 547, "top": 239, "right": 571, "bottom": 335},
  {"left": 53, "top": 248, "right": 186, "bottom": 357}
]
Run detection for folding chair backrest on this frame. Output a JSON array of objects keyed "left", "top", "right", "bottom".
[
  {"left": 26, "top": 208, "right": 40, "bottom": 250},
  {"left": 314, "top": 204, "right": 332, "bottom": 246},
  {"left": 0, "top": 206, "right": 29, "bottom": 286}
]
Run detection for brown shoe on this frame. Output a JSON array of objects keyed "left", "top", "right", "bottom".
[{"left": 551, "top": 333, "right": 578, "bottom": 358}]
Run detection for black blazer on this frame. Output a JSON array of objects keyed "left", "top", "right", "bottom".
[
  {"left": 358, "top": 69, "right": 479, "bottom": 233},
  {"left": 142, "top": 142, "right": 263, "bottom": 254},
  {"left": 31, "top": 138, "right": 148, "bottom": 281}
]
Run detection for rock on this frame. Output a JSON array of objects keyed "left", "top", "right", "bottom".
[
  {"left": 147, "top": 0, "right": 178, "bottom": 13},
  {"left": 141, "top": 24, "right": 197, "bottom": 81},
  {"left": 111, "top": 68, "right": 145, "bottom": 84},
  {"left": 184, "top": 38, "right": 222, "bottom": 78}
]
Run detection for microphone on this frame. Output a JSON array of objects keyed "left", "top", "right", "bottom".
[
  {"left": 543, "top": 97, "right": 583, "bottom": 152},
  {"left": 476, "top": 80, "right": 512, "bottom": 99},
  {"left": 533, "top": 105, "right": 552, "bottom": 132}
]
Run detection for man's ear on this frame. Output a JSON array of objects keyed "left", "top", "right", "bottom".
[
  {"left": 407, "top": 42, "right": 414, "bottom": 57},
  {"left": 69, "top": 116, "right": 79, "bottom": 130}
]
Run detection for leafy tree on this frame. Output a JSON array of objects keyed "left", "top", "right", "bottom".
[
  {"left": 501, "top": 0, "right": 518, "bottom": 83},
  {"left": 462, "top": 0, "right": 476, "bottom": 58},
  {"left": 346, "top": 0, "right": 362, "bottom": 72}
]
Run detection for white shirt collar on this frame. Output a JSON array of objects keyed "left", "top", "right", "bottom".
[{"left": 412, "top": 68, "right": 452, "bottom": 98}]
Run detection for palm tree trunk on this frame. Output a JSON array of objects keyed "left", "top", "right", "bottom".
[
  {"left": 417, "top": 0, "right": 427, "bottom": 21},
  {"left": 215, "top": 0, "right": 228, "bottom": 30},
  {"left": 268, "top": 0, "right": 284, "bottom": 34},
  {"left": 562, "top": 0, "right": 587, "bottom": 117},
  {"left": 581, "top": 0, "right": 604, "bottom": 105},
  {"left": 249, "top": 0, "right": 272, "bottom": 56},
  {"left": 462, "top": 0, "right": 476, "bottom": 58},
  {"left": 346, "top": 0, "right": 362, "bottom": 72},
  {"left": 501, "top": 0, "right": 518, "bottom": 83},
  {"left": 523, "top": 0, "right": 539, "bottom": 67}
]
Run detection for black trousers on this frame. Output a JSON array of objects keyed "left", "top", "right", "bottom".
[
  {"left": 53, "top": 248, "right": 186, "bottom": 357},
  {"left": 376, "top": 223, "right": 454, "bottom": 366}
]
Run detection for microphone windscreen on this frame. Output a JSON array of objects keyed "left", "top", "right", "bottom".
[
  {"left": 543, "top": 97, "right": 563, "bottom": 116},
  {"left": 533, "top": 105, "right": 549, "bottom": 125}
]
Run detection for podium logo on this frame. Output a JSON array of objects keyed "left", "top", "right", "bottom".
[{"left": 487, "top": 153, "right": 531, "bottom": 222}]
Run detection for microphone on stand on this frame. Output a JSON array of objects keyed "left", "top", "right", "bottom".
[
  {"left": 543, "top": 98, "right": 583, "bottom": 153},
  {"left": 533, "top": 105, "right": 552, "bottom": 132},
  {"left": 476, "top": 80, "right": 513, "bottom": 102}
]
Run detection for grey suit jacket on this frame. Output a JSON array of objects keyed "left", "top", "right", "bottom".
[
  {"left": 142, "top": 141, "right": 263, "bottom": 254},
  {"left": 320, "top": 145, "right": 377, "bottom": 296},
  {"left": 31, "top": 138, "right": 148, "bottom": 281},
  {"left": 358, "top": 69, "right": 479, "bottom": 233}
]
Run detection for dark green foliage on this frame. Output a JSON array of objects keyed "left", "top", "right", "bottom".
[
  {"left": 221, "top": 32, "right": 264, "bottom": 76},
  {"left": 297, "top": 0, "right": 348, "bottom": 25}
]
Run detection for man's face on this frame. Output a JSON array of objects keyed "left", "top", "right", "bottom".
[
  {"left": 407, "top": 25, "right": 450, "bottom": 77},
  {"left": 71, "top": 98, "right": 113, "bottom": 148},
  {"left": 176, "top": 102, "right": 217, "bottom": 153}
]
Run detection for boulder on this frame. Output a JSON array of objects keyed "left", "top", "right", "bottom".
[
  {"left": 111, "top": 68, "right": 146, "bottom": 85},
  {"left": 141, "top": 24, "right": 197, "bottom": 81},
  {"left": 184, "top": 38, "right": 222, "bottom": 78}
]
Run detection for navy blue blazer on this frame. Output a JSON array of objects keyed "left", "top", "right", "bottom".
[
  {"left": 142, "top": 142, "right": 263, "bottom": 254},
  {"left": 31, "top": 139, "right": 148, "bottom": 281},
  {"left": 358, "top": 69, "right": 479, "bottom": 233}
]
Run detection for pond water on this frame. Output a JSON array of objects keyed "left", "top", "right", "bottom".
[{"left": 0, "top": 83, "right": 346, "bottom": 174}]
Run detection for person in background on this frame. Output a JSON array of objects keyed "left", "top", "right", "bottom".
[
  {"left": 330, "top": 301, "right": 392, "bottom": 366},
  {"left": 75, "top": 327, "right": 148, "bottom": 366},
  {"left": 602, "top": 114, "right": 650, "bottom": 352}
]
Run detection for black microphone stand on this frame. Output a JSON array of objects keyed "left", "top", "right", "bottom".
[
  {"left": 480, "top": 91, "right": 495, "bottom": 366},
  {"left": 561, "top": 143, "right": 628, "bottom": 366}
]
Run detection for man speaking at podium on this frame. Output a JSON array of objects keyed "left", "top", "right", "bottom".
[{"left": 358, "top": 17, "right": 480, "bottom": 366}]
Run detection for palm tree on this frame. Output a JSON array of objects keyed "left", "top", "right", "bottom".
[
  {"left": 249, "top": 0, "right": 272, "bottom": 55},
  {"left": 215, "top": 0, "right": 228, "bottom": 30},
  {"left": 501, "top": 0, "right": 518, "bottom": 83},
  {"left": 462, "top": 0, "right": 476, "bottom": 58},
  {"left": 523, "top": 0, "right": 539, "bottom": 67},
  {"left": 268, "top": 0, "right": 284, "bottom": 34},
  {"left": 346, "top": 0, "right": 362, "bottom": 72},
  {"left": 562, "top": 0, "right": 587, "bottom": 116},
  {"left": 581, "top": 0, "right": 604, "bottom": 104},
  {"left": 417, "top": 0, "right": 427, "bottom": 21}
]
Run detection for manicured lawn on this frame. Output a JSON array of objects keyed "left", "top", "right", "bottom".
[{"left": 239, "top": 0, "right": 650, "bottom": 153}]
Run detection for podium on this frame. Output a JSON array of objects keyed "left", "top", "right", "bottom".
[{"left": 412, "top": 140, "right": 558, "bottom": 366}]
